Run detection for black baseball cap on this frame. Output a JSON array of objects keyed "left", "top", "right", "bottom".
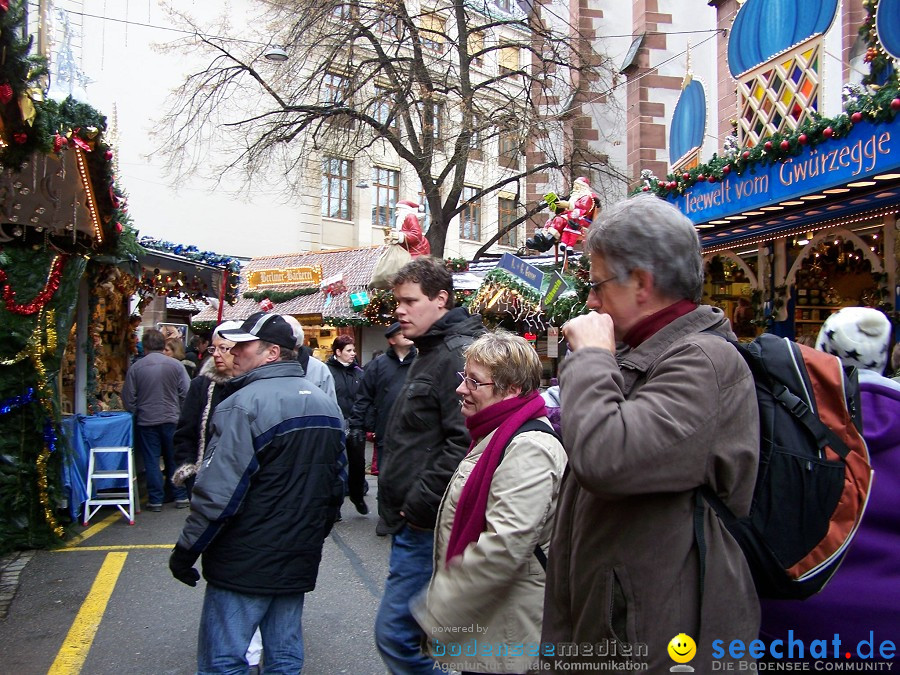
[
  {"left": 384, "top": 322, "right": 403, "bottom": 338},
  {"left": 219, "top": 312, "right": 296, "bottom": 350}
]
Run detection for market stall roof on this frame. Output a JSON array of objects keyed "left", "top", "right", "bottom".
[
  {"left": 137, "top": 238, "right": 244, "bottom": 303},
  {"left": 192, "top": 245, "right": 386, "bottom": 323}
]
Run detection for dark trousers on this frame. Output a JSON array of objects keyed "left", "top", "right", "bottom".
[
  {"left": 136, "top": 423, "right": 185, "bottom": 505},
  {"left": 346, "top": 433, "right": 367, "bottom": 502}
]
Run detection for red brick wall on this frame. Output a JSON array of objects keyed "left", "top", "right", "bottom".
[{"left": 626, "top": 0, "right": 678, "bottom": 186}]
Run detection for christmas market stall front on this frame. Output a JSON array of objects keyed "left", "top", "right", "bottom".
[
  {"left": 641, "top": 86, "right": 900, "bottom": 338},
  {"left": 57, "top": 237, "right": 241, "bottom": 418},
  {"left": 0, "top": 2, "right": 142, "bottom": 551},
  {"left": 464, "top": 252, "right": 591, "bottom": 382},
  {"left": 637, "top": 0, "right": 899, "bottom": 338},
  {"left": 192, "top": 246, "right": 391, "bottom": 363}
]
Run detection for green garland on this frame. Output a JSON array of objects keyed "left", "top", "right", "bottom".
[
  {"left": 243, "top": 288, "right": 318, "bottom": 303},
  {"left": 324, "top": 316, "right": 371, "bottom": 327},
  {"left": 0, "top": 0, "right": 49, "bottom": 169},
  {"left": 859, "top": 0, "right": 894, "bottom": 86},
  {"left": 0, "top": 248, "right": 85, "bottom": 553},
  {"left": 445, "top": 257, "right": 469, "bottom": 272}
]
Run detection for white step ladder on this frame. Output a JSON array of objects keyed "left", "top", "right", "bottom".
[{"left": 83, "top": 446, "right": 140, "bottom": 526}]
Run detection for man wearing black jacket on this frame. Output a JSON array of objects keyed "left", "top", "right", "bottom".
[
  {"left": 348, "top": 323, "right": 416, "bottom": 473},
  {"left": 374, "top": 257, "right": 485, "bottom": 674}
]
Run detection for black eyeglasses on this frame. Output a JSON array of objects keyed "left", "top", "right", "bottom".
[
  {"left": 206, "top": 345, "right": 232, "bottom": 355},
  {"left": 456, "top": 371, "right": 495, "bottom": 391},
  {"left": 588, "top": 275, "right": 618, "bottom": 295}
]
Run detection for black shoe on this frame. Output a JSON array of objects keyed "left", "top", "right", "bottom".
[
  {"left": 351, "top": 497, "right": 369, "bottom": 515},
  {"left": 175, "top": 499, "right": 190, "bottom": 509},
  {"left": 147, "top": 503, "right": 162, "bottom": 512}
]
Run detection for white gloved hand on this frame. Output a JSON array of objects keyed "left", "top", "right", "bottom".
[{"left": 387, "top": 231, "right": 405, "bottom": 245}]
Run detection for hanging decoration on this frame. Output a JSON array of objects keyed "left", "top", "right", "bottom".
[
  {"left": 321, "top": 273, "right": 347, "bottom": 309},
  {"left": 445, "top": 257, "right": 469, "bottom": 272},
  {"left": 350, "top": 291, "right": 370, "bottom": 311},
  {"left": 362, "top": 289, "right": 398, "bottom": 326},
  {"left": 0, "top": 254, "right": 66, "bottom": 315},
  {"left": 137, "top": 237, "right": 241, "bottom": 303},
  {"left": 137, "top": 268, "right": 212, "bottom": 303},
  {"left": 862, "top": 0, "right": 896, "bottom": 85}
]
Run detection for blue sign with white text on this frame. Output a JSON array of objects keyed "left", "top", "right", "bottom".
[
  {"left": 670, "top": 119, "right": 900, "bottom": 223},
  {"left": 498, "top": 253, "right": 544, "bottom": 291}
]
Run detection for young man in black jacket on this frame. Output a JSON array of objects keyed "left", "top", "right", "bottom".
[
  {"left": 374, "top": 257, "right": 485, "bottom": 673},
  {"left": 349, "top": 322, "right": 416, "bottom": 532}
]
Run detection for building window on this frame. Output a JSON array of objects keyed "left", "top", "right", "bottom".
[
  {"left": 498, "top": 198, "right": 518, "bottom": 248},
  {"left": 499, "top": 130, "right": 520, "bottom": 169},
  {"left": 417, "top": 100, "right": 443, "bottom": 142},
  {"left": 379, "top": 10, "right": 402, "bottom": 39},
  {"left": 468, "top": 31, "right": 484, "bottom": 67},
  {"left": 459, "top": 186, "right": 481, "bottom": 241},
  {"left": 321, "top": 72, "right": 347, "bottom": 104},
  {"left": 495, "top": 0, "right": 513, "bottom": 11},
  {"left": 322, "top": 157, "right": 352, "bottom": 220},
  {"left": 332, "top": 3, "right": 351, "bottom": 20},
  {"left": 499, "top": 45, "right": 520, "bottom": 75},
  {"left": 372, "top": 167, "right": 400, "bottom": 229},
  {"left": 419, "top": 12, "right": 445, "bottom": 53},
  {"left": 372, "top": 86, "right": 398, "bottom": 128}
]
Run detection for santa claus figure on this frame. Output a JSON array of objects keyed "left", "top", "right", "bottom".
[
  {"left": 386, "top": 199, "right": 431, "bottom": 257},
  {"left": 526, "top": 177, "right": 600, "bottom": 255}
]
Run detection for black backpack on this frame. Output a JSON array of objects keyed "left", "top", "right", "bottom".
[{"left": 695, "top": 333, "right": 873, "bottom": 600}]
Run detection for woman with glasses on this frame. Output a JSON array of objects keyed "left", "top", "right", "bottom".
[
  {"left": 412, "top": 331, "right": 567, "bottom": 675},
  {"left": 172, "top": 320, "right": 243, "bottom": 494}
]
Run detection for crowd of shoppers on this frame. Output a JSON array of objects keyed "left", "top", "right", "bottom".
[{"left": 150, "top": 195, "right": 896, "bottom": 674}]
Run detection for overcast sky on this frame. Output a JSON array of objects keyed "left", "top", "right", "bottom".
[{"left": 58, "top": 0, "right": 299, "bottom": 260}]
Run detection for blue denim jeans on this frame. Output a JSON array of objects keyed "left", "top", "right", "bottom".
[
  {"left": 375, "top": 524, "right": 435, "bottom": 674},
  {"left": 198, "top": 583, "right": 305, "bottom": 674},
  {"left": 136, "top": 423, "right": 185, "bottom": 505}
]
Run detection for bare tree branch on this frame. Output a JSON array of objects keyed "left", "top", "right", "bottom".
[{"left": 153, "top": 0, "right": 626, "bottom": 255}]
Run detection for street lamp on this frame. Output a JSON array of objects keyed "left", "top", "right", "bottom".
[{"left": 263, "top": 46, "right": 289, "bottom": 62}]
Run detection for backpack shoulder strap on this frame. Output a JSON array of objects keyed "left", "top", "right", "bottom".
[{"left": 500, "top": 417, "right": 560, "bottom": 571}]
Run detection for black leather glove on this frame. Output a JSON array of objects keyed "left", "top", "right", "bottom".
[
  {"left": 347, "top": 428, "right": 366, "bottom": 447},
  {"left": 169, "top": 544, "right": 201, "bottom": 587}
]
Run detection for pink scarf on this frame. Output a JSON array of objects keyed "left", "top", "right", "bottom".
[{"left": 444, "top": 390, "right": 547, "bottom": 567}]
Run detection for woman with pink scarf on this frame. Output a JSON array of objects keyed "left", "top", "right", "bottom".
[{"left": 412, "top": 331, "right": 567, "bottom": 675}]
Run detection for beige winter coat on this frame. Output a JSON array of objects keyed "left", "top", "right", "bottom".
[
  {"left": 412, "top": 419, "right": 567, "bottom": 674},
  {"left": 542, "top": 306, "right": 761, "bottom": 673}
]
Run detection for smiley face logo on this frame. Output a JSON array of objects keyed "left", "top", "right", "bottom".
[{"left": 667, "top": 633, "right": 696, "bottom": 664}]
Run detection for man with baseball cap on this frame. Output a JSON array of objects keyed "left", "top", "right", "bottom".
[{"left": 169, "top": 312, "right": 345, "bottom": 673}]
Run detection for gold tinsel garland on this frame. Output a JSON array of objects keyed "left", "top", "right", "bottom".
[{"left": 29, "top": 310, "right": 63, "bottom": 538}]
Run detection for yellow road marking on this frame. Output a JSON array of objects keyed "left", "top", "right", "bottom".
[
  {"left": 61, "top": 512, "right": 120, "bottom": 548},
  {"left": 53, "top": 544, "right": 173, "bottom": 552},
  {"left": 47, "top": 552, "right": 128, "bottom": 675}
]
